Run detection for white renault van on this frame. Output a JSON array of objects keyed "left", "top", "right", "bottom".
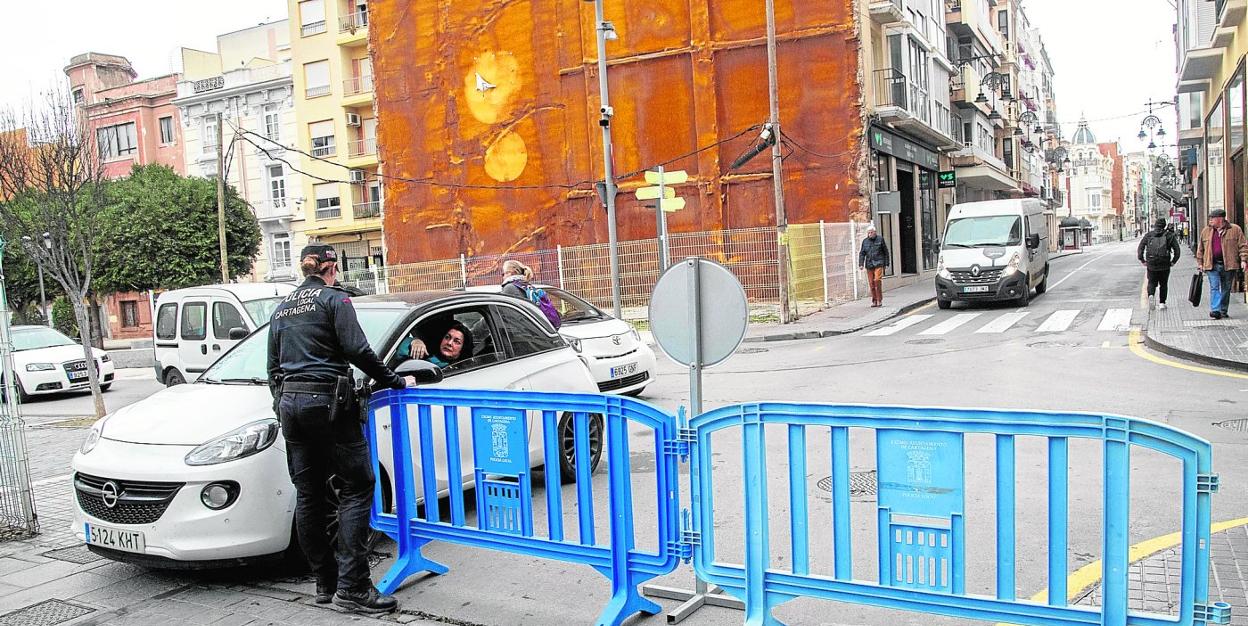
[
  {"left": 153, "top": 283, "right": 296, "bottom": 386},
  {"left": 934, "top": 199, "right": 1049, "bottom": 308}
]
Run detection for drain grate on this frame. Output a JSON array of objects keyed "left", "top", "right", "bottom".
[
  {"left": 42, "top": 545, "right": 103, "bottom": 565},
  {"left": 1214, "top": 418, "right": 1248, "bottom": 432},
  {"left": 737, "top": 347, "right": 769, "bottom": 354},
  {"left": 0, "top": 599, "right": 94, "bottom": 626},
  {"left": 905, "top": 339, "right": 944, "bottom": 345},
  {"left": 815, "top": 470, "right": 877, "bottom": 500}
]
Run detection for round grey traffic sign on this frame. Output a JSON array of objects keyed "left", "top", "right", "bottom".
[{"left": 648, "top": 257, "right": 749, "bottom": 367}]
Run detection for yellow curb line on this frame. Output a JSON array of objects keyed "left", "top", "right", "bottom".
[
  {"left": 992, "top": 519, "right": 1248, "bottom": 625},
  {"left": 1129, "top": 329, "right": 1248, "bottom": 380}
]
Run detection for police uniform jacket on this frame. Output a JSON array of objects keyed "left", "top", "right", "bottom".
[{"left": 266, "top": 275, "right": 404, "bottom": 389}]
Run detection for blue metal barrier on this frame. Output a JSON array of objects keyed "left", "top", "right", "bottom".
[
  {"left": 366, "top": 388, "right": 685, "bottom": 626},
  {"left": 688, "top": 403, "right": 1230, "bottom": 626}
]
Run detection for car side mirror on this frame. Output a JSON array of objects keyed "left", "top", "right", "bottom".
[
  {"left": 1027, "top": 234, "right": 1041, "bottom": 250},
  {"left": 228, "top": 327, "right": 249, "bottom": 340},
  {"left": 395, "top": 359, "right": 444, "bottom": 386}
]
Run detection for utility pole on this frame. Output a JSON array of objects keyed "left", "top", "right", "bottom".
[
  {"left": 765, "top": 0, "right": 791, "bottom": 324},
  {"left": 591, "top": 0, "right": 623, "bottom": 319},
  {"left": 216, "top": 112, "right": 229, "bottom": 283}
]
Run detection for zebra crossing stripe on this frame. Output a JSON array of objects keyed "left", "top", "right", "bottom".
[
  {"left": 975, "top": 312, "right": 1029, "bottom": 334},
  {"left": 920, "top": 313, "right": 983, "bottom": 335},
  {"left": 1036, "top": 310, "right": 1080, "bottom": 333},
  {"left": 1097, "top": 308, "right": 1134, "bottom": 332},
  {"left": 866, "top": 315, "right": 934, "bottom": 337}
]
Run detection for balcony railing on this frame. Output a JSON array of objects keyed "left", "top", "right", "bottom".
[
  {"left": 202, "top": 142, "right": 218, "bottom": 155},
  {"left": 301, "top": 21, "right": 327, "bottom": 37},
  {"left": 256, "top": 200, "right": 292, "bottom": 221},
  {"left": 343, "top": 74, "right": 374, "bottom": 96},
  {"left": 873, "top": 68, "right": 930, "bottom": 125},
  {"left": 348, "top": 137, "right": 377, "bottom": 158},
  {"left": 339, "top": 10, "right": 368, "bottom": 32},
  {"left": 311, "top": 142, "right": 337, "bottom": 158},
  {"left": 306, "top": 84, "right": 331, "bottom": 98},
  {"left": 315, "top": 204, "right": 342, "bottom": 220},
  {"left": 353, "top": 201, "right": 381, "bottom": 220}
]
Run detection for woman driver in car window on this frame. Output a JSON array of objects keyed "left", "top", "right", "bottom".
[{"left": 399, "top": 320, "right": 473, "bottom": 368}]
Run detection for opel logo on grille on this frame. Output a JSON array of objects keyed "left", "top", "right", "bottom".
[
  {"left": 970, "top": 265, "right": 982, "bottom": 278},
  {"left": 612, "top": 335, "right": 622, "bottom": 346},
  {"left": 101, "top": 481, "right": 120, "bottom": 509}
]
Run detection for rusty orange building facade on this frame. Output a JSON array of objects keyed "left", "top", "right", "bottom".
[{"left": 370, "top": 0, "right": 865, "bottom": 264}]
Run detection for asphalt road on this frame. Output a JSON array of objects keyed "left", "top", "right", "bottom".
[{"left": 16, "top": 367, "right": 164, "bottom": 425}]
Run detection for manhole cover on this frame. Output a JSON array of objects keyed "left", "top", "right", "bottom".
[
  {"left": 737, "top": 347, "right": 768, "bottom": 354},
  {"left": 815, "top": 470, "right": 877, "bottom": 501},
  {"left": 905, "top": 339, "right": 944, "bottom": 345},
  {"left": 1027, "top": 341, "right": 1081, "bottom": 349},
  {"left": 42, "top": 545, "right": 103, "bottom": 565},
  {"left": 0, "top": 600, "right": 93, "bottom": 626},
  {"left": 1214, "top": 418, "right": 1248, "bottom": 432}
]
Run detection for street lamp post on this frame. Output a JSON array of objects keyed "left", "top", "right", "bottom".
[{"left": 586, "top": 0, "right": 623, "bottom": 319}]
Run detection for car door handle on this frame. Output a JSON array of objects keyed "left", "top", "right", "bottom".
[
  {"left": 211, "top": 344, "right": 221, "bottom": 352},
  {"left": 200, "top": 345, "right": 207, "bottom": 355}
]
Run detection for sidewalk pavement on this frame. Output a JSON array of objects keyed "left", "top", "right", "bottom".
[{"left": 1144, "top": 250, "right": 1248, "bottom": 372}]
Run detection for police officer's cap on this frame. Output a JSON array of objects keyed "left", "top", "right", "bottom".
[{"left": 300, "top": 244, "right": 338, "bottom": 263}]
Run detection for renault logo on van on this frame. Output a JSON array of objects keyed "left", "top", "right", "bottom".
[{"left": 970, "top": 265, "right": 982, "bottom": 278}]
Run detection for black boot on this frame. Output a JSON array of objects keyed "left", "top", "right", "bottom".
[
  {"left": 314, "top": 579, "right": 335, "bottom": 605},
  {"left": 333, "top": 587, "right": 398, "bottom": 614}
]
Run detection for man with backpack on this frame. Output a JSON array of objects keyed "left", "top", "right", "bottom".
[{"left": 1138, "top": 218, "right": 1181, "bottom": 310}]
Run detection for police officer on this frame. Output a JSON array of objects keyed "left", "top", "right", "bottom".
[{"left": 267, "top": 244, "right": 410, "bottom": 615}]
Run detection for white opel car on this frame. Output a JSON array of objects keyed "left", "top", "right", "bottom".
[
  {"left": 71, "top": 291, "right": 601, "bottom": 567},
  {"left": 468, "top": 285, "right": 657, "bottom": 396},
  {"left": 8, "top": 326, "right": 114, "bottom": 402}
]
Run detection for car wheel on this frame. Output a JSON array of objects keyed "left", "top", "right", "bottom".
[
  {"left": 1016, "top": 279, "right": 1031, "bottom": 307},
  {"left": 1, "top": 377, "right": 30, "bottom": 404},
  {"left": 164, "top": 369, "right": 185, "bottom": 387},
  {"left": 558, "top": 411, "right": 603, "bottom": 484},
  {"left": 1035, "top": 267, "right": 1049, "bottom": 294},
  {"left": 100, "top": 384, "right": 112, "bottom": 392},
  {"left": 937, "top": 298, "right": 952, "bottom": 310}
]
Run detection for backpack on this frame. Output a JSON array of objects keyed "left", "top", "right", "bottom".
[
  {"left": 1144, "top": 232, "right": 1171, "bottom": 264},
  {"left": 523, "top": 284, "right": 562, "bottom": 329}
]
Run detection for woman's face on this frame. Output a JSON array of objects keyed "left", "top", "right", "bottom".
[{"left": 440, "top": 329, "right": 466, "bottom": 360}]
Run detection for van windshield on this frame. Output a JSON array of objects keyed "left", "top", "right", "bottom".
[
  {"left": 243, "top": 297, "right": 284, "bottom": 325},
  {"left": 943, "top": 216, "right": 1022, "bottom": 249}
]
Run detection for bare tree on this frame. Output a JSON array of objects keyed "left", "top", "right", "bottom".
[{"left": 0, "top": 90, "right": 109, "bottom": 418}]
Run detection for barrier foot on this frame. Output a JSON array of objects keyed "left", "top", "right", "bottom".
[
  {"left": 376, "top": 538, "right": 449, "bottom": 595},
  {"left": 595, "top": 573, "right": 663, "bottom": 626},
  {"left": 641, "top": 581, "right": 745, "bottom": 624}
]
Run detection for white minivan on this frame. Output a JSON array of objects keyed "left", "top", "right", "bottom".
[
  {"left": 934, "top": 199, "right": 1049, "bottom": 308},
  {"left": 153, "top": 283, "right": 295, "bottom": 386}
]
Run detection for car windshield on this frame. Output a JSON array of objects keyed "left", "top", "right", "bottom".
[
  {"left": 943, "top": 216, "right": 1022, "bottom": 249},
  {"left": 12, "top": 327, "right": 77, "bottom": 351},
  {"left": 199, "top": 308, "right": 406, "bottom": 384},
  {"left": 242, "top": 297, "right": 285, "bottom": 325},
  {"left": 544, "top": 288, "right": 608, "bottom": 323}
]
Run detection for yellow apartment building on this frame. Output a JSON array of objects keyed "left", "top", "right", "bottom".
[{"left": 288, "top": 0, "right": 383, "bottom": 272}]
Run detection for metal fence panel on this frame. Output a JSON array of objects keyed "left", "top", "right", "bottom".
[
  {"left": 689, "top": 403, "right": 1230, "bottom": 626},
  {"left": 0, "top": 243, "right": 38, "bottom": 540}
]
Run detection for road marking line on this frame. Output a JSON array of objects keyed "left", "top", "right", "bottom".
[
  {"left": 919, "top": 313, "right": 982, "bottom": 335},
  {"left": 1128, "top": 329, "right": 1248, "bottom": 380},
  {"left": 1102, "top": 341, "right": 1111, "bottom": 348},
  {"left": 975, "top": 312, "right": 1029, "bottom": 334},
  {"left": 1097, "top": 308, "right": 1134, "bottom": 332},
  {"left": 1036, "top": 310, "right": 1080, "bottom": 333},
  {"left": 865, "top": 315, "right": 934, "bottom": 337},
  {"left": 1046, "top": 250, "right": 1116, "bottom": 292}
]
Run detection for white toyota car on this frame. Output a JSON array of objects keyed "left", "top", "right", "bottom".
[
  {"left": 71, "top": 291, "right": 601, "bottom": 567},
  {"left": 468, "top": 285, "right": 657, "bottom": 396},
  {"left": 8, "top": 326, "right": 114, "bottom": 402}
]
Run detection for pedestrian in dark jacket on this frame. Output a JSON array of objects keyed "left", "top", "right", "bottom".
[
  {"left": 859, "top": 224, "right": 889, "bottom": 307},
  {"left": 1137, "top": 218, "right": 1181, "bottom": 310}
]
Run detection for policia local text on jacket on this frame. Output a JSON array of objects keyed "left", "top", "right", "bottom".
[{"left": 267, "top": 245, "right": 405, "bottom": 615}]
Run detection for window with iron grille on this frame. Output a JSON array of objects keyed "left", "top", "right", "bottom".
[
  {"left": 315, "top": 183, "right": 341, "bottom": 219},
  {"left": 309, "top": 119, "right": 335, "bottom": 156},
  {"left": 121, "top": 301, "right": 140, "bottom": 328}
]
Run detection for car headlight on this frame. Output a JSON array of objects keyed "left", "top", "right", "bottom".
[
  {"left": 184, "top": 420, "right": 279, "bottom": 466},
  {"left": 937, "top": 257, "right": 952, "bottom": 280},
  {"left": 567, "top": 337, "right": 582, "bottom": 352},
  {"left": 80, "top": 425, "right": 102, "bottom": 455},
  {"left": 630, "top": 328, "right": 641, "bottom": 342},
  {"left": 25, "top": 363, "right": 55, "bottom": 372},
  {"left": 1002, "top": 252, "right": 1021, "bottom": 276}
]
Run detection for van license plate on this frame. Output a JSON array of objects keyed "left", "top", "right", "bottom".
[
  {"left": 610, "top": 363, "right": 638, "bottom": 379},
  {"left": 85, "top": 523, "right": 145, "bottom": 554},
  {"left": 963, "top": 286, "right": 991, "bottom": 293}
]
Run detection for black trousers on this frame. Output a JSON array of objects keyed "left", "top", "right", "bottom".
[
  {"left": 1146, "top": 267, "right": 1171, "bottom": 303},
  {"left": 279, "top": 391, "right": 374, "bottom": 593}
]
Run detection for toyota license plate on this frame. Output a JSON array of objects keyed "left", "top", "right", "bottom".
[
  {"left": 85, "top": 523, "right": 145, "bottom": 554},
  {"left": 610, "top": 363, "right": 638, "bottom": 379},
  {"left": 963, "top": 286, "right": 991, "bottom": 293}
]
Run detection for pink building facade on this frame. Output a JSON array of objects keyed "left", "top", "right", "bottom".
[{"left": 65, "top": 53, "right": 184, "bottom": 339}]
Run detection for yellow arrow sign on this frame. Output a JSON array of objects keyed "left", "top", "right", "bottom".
[
  {"left": 635, "top": 186, "right": 676, "bottom": 201},
  {"left": 645, "top": 169, "right": 689, "bottom": 185},
  {"left": 660, "top": 197, "right": 686, "bottom": 212}
]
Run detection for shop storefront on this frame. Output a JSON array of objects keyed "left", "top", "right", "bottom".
[{"left": 870, "top": 125, "right": 947, "bottom": 278}]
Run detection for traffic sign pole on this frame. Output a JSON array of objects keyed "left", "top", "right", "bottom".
[{"left": 657, "top": 167, "right": 670, "bottom": 270}]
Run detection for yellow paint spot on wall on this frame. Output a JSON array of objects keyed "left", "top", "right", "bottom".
[
  {"left": 484, "top": 131, "right": 528, "bottom": 182},
  {"left": 464, "top": 51, "right": 519, "bottom": 125}
]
